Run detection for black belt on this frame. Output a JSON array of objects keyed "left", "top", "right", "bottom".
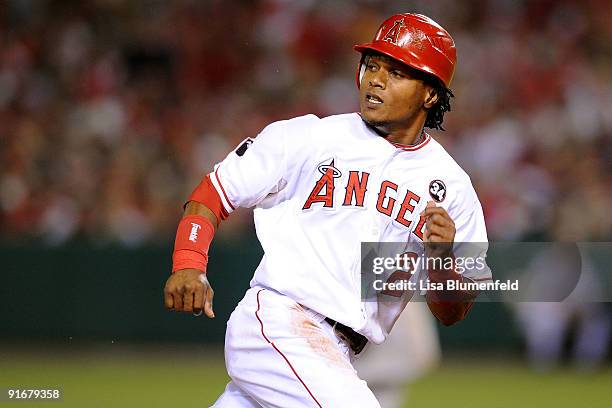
[{"left": 324, "top": 317, "right": 368, "bottom": 355}]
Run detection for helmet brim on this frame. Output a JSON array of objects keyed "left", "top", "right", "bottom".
[{"left": 354, "top": 42, "right": 447, "bottom": 87}]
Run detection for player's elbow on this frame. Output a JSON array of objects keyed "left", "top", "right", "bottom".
[
  {"left": 427, "top": 299, "right": 472, "bottom": 326},
  {"left": 436, "top": 312, "right": 464, "bottom": 326}
]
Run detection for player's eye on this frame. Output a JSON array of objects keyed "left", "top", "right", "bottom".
[
  {"left": 366, "top": 62, "right": 378, "bottom": 71},
  {"left": 390, "top": 70, "right": 405, "bottom": 78}
]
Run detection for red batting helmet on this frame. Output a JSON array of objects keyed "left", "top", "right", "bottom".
[{"left": 354, "top": 13, "right": 457, "bottom": 88}]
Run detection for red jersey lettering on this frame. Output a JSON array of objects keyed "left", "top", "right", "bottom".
[
  {"left": 376, "top": 180, "right": 398, "bottom": 216},
  {"left": 343, "top": 171, "right": 369, "bottom": 207}
]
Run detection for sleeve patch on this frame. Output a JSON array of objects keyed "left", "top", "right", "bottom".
[
  {"left": 235, "top": 137, "right": 254, "bottom": 157},
  {"left": 429, "top": 179, "right": 447, "bottom": 203}
]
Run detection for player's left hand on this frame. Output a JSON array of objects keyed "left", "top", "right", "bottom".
[
  {"left": 421, "top": 201, "right": 455, "bottom": 258},
  {"left": 164, "top": 269, "right": 215, "bottom": 318}
]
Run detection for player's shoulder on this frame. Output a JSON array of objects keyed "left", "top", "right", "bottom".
[
  {"left": 425, "top": 136, "right": 478, "bottom": 206},
  {"left": 276, "top": 112, "right": 361, "bottom": 127},
  {"left": 249, "top": 114, "right": 321, "bottom": 151},
  {"left": 280, "top": 112, "right": 363, "bottom": 143},
  {"left": 279, "top": 112, "right": 359, "bottom": 134},
  {"left": 284, "top": 113, "right": 321, "bottom": 126},
  {"left": 261, "top": 113, "right": 320, "bottom": 135},
  {"left": 258, "top": 112, "right": 369, "bottom": 151},
  {"left": 427, "top": 136, "right": 472, "bottom": 184},
  {"left": 315, "top": 113, "right": 370, "bottom": 143},
  {"left": 318, "top": 112, "right": 361, "bottom": 124}
]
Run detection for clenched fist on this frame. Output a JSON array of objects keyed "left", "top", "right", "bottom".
[
  {"left": 421, "top": 200, "right": 456, "bottom": 259},
  {"left": 164, "top": 269, "right": 215, "bottom": 318}
]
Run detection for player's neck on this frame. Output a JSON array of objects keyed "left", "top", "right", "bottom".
[
  {"left": 378, "top": 118, "right": 427, "bottom": 146},
  {"left": 386, "top": 128, "right": 425, "bottom": 146}
]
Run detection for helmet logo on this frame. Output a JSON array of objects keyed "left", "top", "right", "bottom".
[
  {"left": 382, "top": 19, "right": 404, "bottom": 44},
  {"left": 407, "top": 27, "right": 427, "bottom": 50}
]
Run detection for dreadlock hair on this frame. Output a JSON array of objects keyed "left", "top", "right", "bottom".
[
  {"left": 407, "top": 66, "right": 454, "bottom": 131},
  {"left": 424, "top": 81, "right": 454, "bottom": 131}
]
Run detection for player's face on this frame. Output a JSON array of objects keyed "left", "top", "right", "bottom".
[{"left": 359, "top": 54, "right": 437, "bottom": 134}]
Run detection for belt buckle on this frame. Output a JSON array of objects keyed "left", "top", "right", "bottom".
[{"left": 331, "top": 322, "right": 350, "bottom": 344}]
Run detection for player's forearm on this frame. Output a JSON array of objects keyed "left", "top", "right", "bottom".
[
  {"left": 426, "top": 291, "right": 474, "bottom": 326},
  {"left": 171, "top": 174, "right": 227, "bottom": 273},
  {"left": 171, "top": 201, "right": 218, "bottom": 273},
  {"left": 425, "top": 265, "right": 478, "bottom": 326},
  {"left": 184, "top": 201, "right": 218, "bottom": 231}
]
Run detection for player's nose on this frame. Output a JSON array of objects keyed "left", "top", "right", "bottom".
[{"left": 368, "top": 69, "right": 387, "bottom": 89}]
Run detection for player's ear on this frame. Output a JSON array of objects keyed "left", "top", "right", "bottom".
[{"left": 423, "top": 86, "right": 439, "bottom": 109}]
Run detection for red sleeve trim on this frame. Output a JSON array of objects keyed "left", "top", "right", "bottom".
[
  {"left": 214, "top": 168, "right": 236, "bottom": 211},
  {"left": 188, "top": 175, "right": 229, "bottom": 226}
]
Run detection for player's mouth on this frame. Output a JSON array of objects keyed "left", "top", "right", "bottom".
[{"left": 364, "top": 92, "right": 384, "bottom": 107}]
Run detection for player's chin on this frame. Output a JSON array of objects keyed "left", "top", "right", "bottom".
[{"left": 360, "top": 109, "right": 391, "bottom": 128}]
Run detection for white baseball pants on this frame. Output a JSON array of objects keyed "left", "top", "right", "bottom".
[{"left": 212, "top": 286, "right": 380, "bottom": 408}]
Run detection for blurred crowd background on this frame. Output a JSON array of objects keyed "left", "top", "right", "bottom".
[
  {"left": 1, "top": 0, "right": 611, "bottom": 246},
  {"left": 2, "top": 2, "right": 612, "bottom": 406}
]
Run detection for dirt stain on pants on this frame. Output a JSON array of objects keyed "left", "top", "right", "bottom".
[{"left": 290, "top": 304, "right": 356, "bottom": 373}]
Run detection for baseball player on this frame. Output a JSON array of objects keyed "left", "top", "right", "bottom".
[{"left": 164, "top": 13, "right": 490, "bottom": 407}]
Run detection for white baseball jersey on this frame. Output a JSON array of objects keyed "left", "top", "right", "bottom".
[{"left": 209, "top": 112, "right": 491, "bottom": 344}]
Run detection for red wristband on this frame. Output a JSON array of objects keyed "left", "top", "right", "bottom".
[{"left": 172, "top": 215, "right": 215, "bottom": 273}]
